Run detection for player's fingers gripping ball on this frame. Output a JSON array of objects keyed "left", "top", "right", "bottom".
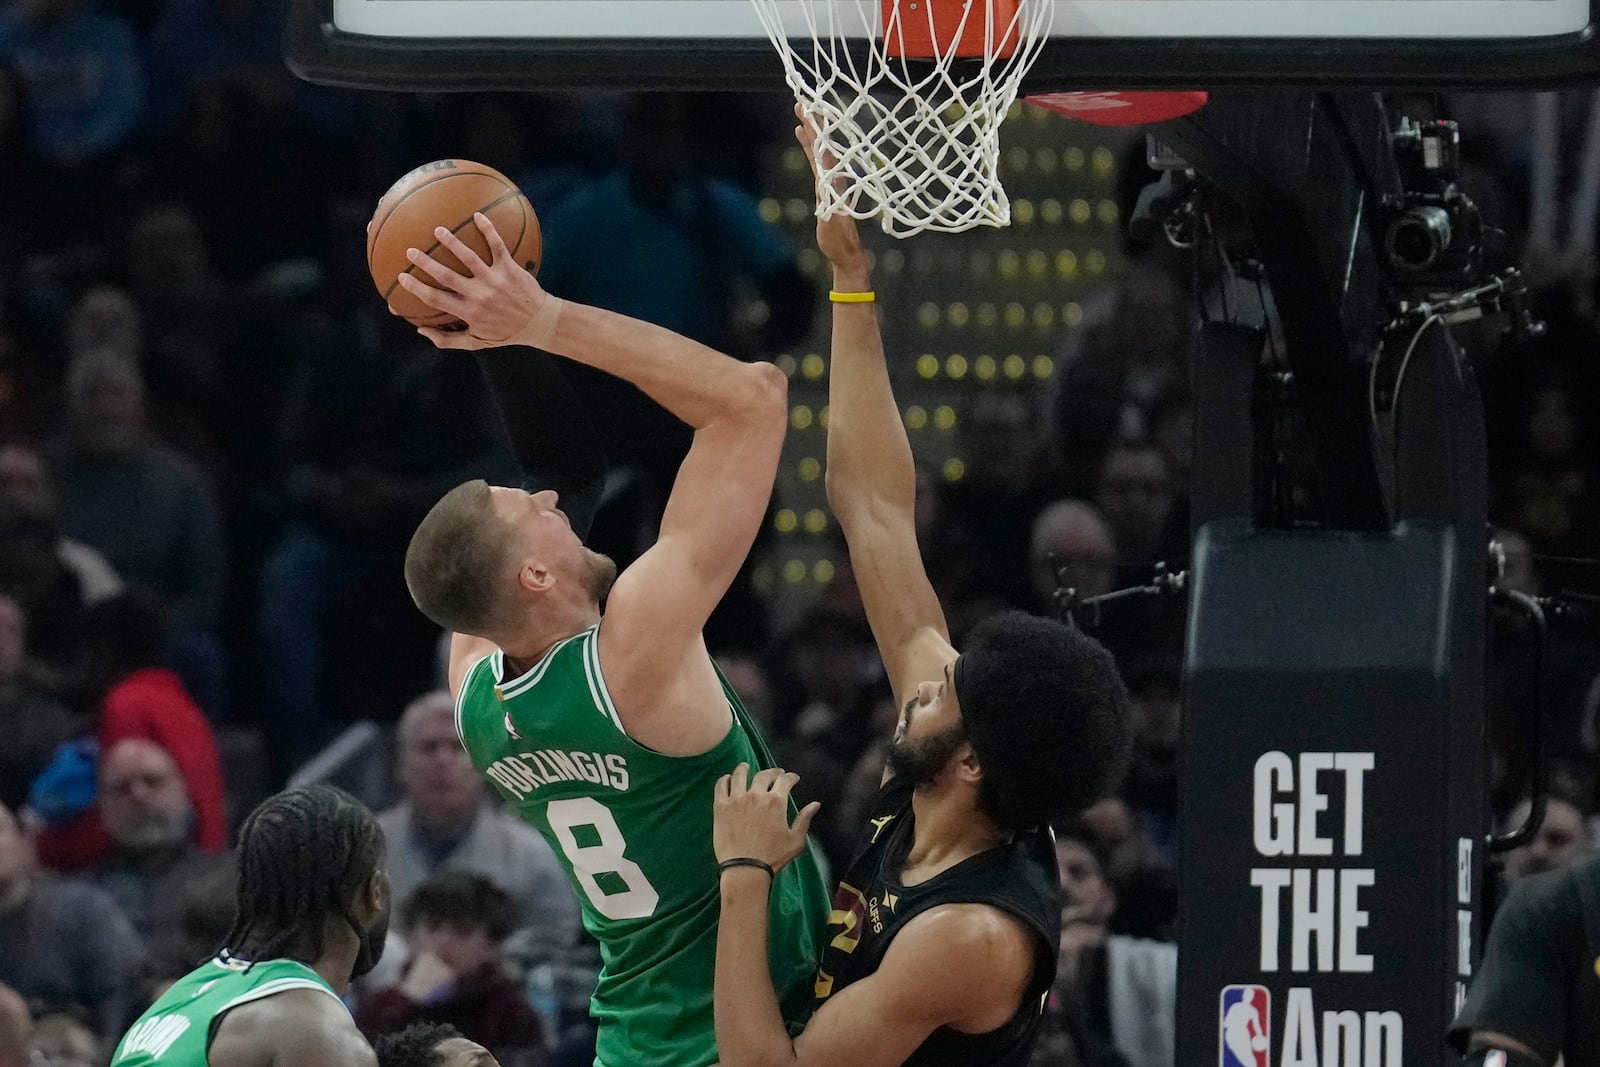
[{"left": 368, "top": 158, "right": 542, "bottom": 329}]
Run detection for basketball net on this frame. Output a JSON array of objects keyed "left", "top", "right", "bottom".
[{"left": 749, "top": 0, "right": 1053, "bottom": 237}]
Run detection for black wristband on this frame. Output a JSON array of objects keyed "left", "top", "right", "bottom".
[{"left": 719, "top": 857, "right": 776, "bottom": 879}]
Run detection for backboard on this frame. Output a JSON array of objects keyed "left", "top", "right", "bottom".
[{"left": 285, "top": 0, "right": 1600, "bottom": 92}]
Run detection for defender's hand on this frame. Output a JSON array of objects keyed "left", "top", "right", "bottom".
[
  {"left": 395, "top": 212, "right": 555, "bottom": 349},
  {"left": 713, "top": 762, "right": 820, "bottom": 873},
  {"left": 794, "top": 104, "right": 868, "bottom": 279}
]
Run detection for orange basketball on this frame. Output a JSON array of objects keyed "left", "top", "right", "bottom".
[{"left": 368, "top": 159, "right": 542, "bottom": 327}]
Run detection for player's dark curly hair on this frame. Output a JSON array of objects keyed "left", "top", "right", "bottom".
[
  {"left": 374, "top": 1023, "right": 465, "bottom": 1067},
  {"left": 955, "top": 611, "right": 1133, "bottom": 830},
  {"left": 221, "top": 785, "right": 385, "bottom": 964},
  {"left": 402, "top": 870, "right": 515, "bottom": 943}
]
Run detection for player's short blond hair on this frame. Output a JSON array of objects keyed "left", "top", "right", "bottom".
[{"left": 405, "top": 480, "right": 511, "bottom": 636}]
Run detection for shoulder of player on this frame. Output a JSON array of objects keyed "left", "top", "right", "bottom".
[
  {"left": 592, "top": 595, "right": 707, "bottom": 695},
  {"left": 1501, "top": 862, "right": 1591, "bottom": 931},
  {"left": 881, "top": 903, "right": 1038, "bottom": 998},
  {"left": 212, "top": 988, "right": 373, "bottom": 1067}
]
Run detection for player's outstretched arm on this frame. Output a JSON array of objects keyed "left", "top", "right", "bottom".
[
  {"left": 401, "top": 218, "right": 787, "bottom": 752},
  {"left": 798, "top": 111, "right": 955, "bottom": 711}
]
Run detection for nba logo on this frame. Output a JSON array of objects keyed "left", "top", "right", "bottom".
[{"left": 1219, "top": 985, "right": 1271, "bottom": 1067}]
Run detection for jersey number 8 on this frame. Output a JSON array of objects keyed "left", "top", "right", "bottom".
[{"left": 547, "top": 796, "right": 661, "bottom": 920}]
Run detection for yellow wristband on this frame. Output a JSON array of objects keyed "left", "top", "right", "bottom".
[{"left": 829, "top": 290, "right": 876, "bottom": 303}]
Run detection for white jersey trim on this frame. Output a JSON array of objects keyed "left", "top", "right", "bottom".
[
  {"left": 216, "top": 977, "right": 342, "bottom": 1015},
  {"left": 581, "top": 630, "right": 626, "bottom": 735},
  {"left": 497, "top": 626, "right": 595, "bottom": 701}
]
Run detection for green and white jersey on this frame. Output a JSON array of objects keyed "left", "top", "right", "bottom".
[
  {"left": 457, "top": 624, "right": 830, "bottom": 1067},
  {"left": 110, "top": 955, "right": 340, "bottom": 1065}
]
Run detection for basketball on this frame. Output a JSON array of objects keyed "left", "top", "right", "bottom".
[{"left": 368, "top": 159, "right": 543, "bottom": 327}]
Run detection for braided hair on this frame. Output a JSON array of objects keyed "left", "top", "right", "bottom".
[{"left": 222, "top": 784, "right": 385, "bottom": 965}]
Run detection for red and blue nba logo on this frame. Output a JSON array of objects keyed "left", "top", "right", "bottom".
[{"left": 1219, "top": 985, "right": 1271, "bottom": 1067}]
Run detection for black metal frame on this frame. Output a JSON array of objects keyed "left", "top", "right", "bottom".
[{"left": 284, "top": 0, "right": 1600, "bottom": 92}]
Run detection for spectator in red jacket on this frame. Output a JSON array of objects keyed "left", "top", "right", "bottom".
[
  {"left": 356, "top": 872, "right": 546, "bottom": 1067},
  {"left": 34, "top": 591, "right": 225, "bottom": 870}
]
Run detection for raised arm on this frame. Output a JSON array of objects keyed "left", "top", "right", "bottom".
[
  {"left": 398, "top": 218, "right": 787, "bottom": 752},
  {"left": 803, "top": 113, "right": 955, "bottom": 710}
]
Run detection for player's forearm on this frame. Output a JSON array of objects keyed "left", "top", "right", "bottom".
[
  {"left": 540, "top": 300, "right": 784, "bottom": 432},
  {"left": 823, "top": 266, "right": 918, "bottom": 518},
  {"left": 715, "top": 872, "right": 800, "bottom": 1067}
]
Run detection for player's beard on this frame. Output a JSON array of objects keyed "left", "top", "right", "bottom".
[
  {"left": 585, "top": 550, "right": 618, "bottom": 604},
  {"left": 884, "top": 720, "right": 968, "bottom": 788}
]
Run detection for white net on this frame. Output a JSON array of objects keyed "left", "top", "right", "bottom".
[{"left": 749, "top": 0, "right": 1054, "bottom": 238}]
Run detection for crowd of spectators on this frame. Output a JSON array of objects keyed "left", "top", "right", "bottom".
[{"left": 3, "top": 2, "right": 1600, "bottom": 1063}]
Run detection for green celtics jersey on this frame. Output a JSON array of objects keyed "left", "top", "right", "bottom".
[
  {"left": 110, "top": 955, "right": 340, "bottom": 1065},
  {"left": 457, "top": 623, "right": 829, "bottom": 1067}
]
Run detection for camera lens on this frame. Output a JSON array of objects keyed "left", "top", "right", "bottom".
[{"left": 1385, "top": 205, "right": 1452, "bottom": 275}]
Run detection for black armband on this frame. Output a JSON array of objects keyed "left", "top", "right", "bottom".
[
  {"left": 1461, "top": 1045, "right": 1547, "bottom": 1067},
  {"left": 476, "top": 346, "right": 607, "bottom": 540}
]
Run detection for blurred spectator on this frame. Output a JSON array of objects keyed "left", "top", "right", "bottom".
[
  {"left": 0, "top": 800, "right": 144, "bottom": 1040},
  {"left": 1052, "top": 262, "right": 1192, "bottom": 498},
  {"left": 0, "top": 441, "right": 123, "bottom": 603},
  {"left": 0, "top": 503, "right": 87, "bottom": 673},
  {"left": 0, "top": 0, "right": 145, "bottom": 170},
  {"left": 41, "top": 349, "right": 226, "bottom": 644},
  {"left": 1147, "top": 387, "right": 1193, "bottom": 498},
  {"left": 1499, "top": 774, "right": 1594, "bottom": 888},
  {"left": 34, "top": 591, "right": 226, "bottom": 870},
  {"left": 1077, "top": 798, "right": 1146, "bottom": 886},
  {"left": 59, "top": 281, "right": 220, "bottom": 482},
  {"left": 714, "top": 653, "right": 776, "bottom": 737},
  {"left": 934, "top": 387, "right": 1058, "bottom": 619},
  {"left": 765, "top": 606, "right": 883, "bottom": 868},
  {"left": 0, "top": 985, "right": 28, "bottom": 1067},
  {"left": 534, "top": 93, "right": 813, "bottom": 551},
  {"left": 356, "top": 872, "right": 547, "bottom": 1067},
  {"left": 1095, "top": 442, "right": 1178, "bottom": 577},
  {"left": 1497, "top": 372, "right": 1599, "bottom": 565},
  {"left": 29, "top": 1012, "right": 97, "bottom": 1067},
  {"left": 143, "top": 0, "right": 289, "bottom": 135},
  {"left": 81, "top": 738, "right": 233, "bottom": 957},
  {"left": 0, "top": 593, "right": 76, "bottom": 812},
  {"left": 1118, "top": 656, "right": 1182, "bottom": 874},
  {"left": 375, "top": 1021, "right": 502, "bottom": 1067},
  {"left": 63, "top": 284, "right": 140, "bottom": 356},
  {"left": 378, "top": 692, "right": 576, "bottom": 938},
  {"left": 1031, "top": 832, "right": 1176, "bottom": 1067},
  {"left": 1029, "top": 499, "right": 1119, "bottom": 613},
  {"left": 255, "top": 283, "right": 508, "bottom": 775}
]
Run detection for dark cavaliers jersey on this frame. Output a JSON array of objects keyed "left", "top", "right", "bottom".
[
  {"left": 1450, "top": 852, "right": 1600, "bottom": 1065},
  {"left": 812, "top": 774, "right": 1061, "bottom": 1067}
]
